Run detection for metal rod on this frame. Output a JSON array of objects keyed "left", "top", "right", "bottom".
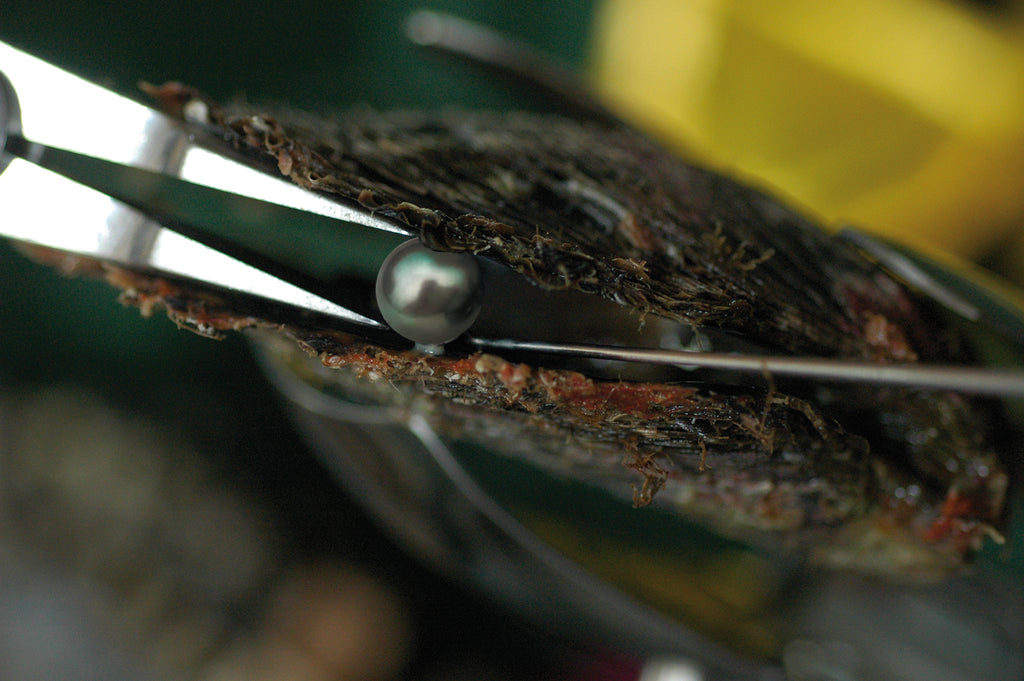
[{"left": 471, "top": 338, "right": 1024, "bottom": 397}]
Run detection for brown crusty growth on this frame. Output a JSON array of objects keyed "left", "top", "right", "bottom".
[{"left": 61, "top": 82, "right": 1002, "bottom": 577}]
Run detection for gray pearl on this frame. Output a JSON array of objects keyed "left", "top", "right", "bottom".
[{"left": 375, "top": 239, "right": 482, "bottom": 346}]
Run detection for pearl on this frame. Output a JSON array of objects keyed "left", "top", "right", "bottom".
[{"left": 375, "top": 239, "right": 482, "bottom": 346}]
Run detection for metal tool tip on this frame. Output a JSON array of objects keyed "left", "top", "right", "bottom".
[{"left": 404, "top": 10, "right": 449, "bottom": 47}]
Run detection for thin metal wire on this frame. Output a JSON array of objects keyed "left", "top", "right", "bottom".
[{"left": 472, "top": 338, "right": 1024, "bottom": 397}]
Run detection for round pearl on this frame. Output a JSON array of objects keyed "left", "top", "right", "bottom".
[{"left": 375, "top": 239, "right": 483, "bottom": 346}]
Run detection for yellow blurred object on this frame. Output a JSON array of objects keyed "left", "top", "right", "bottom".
[{"left": 592, "top": 0, "right": 1024, "bottom": 269}]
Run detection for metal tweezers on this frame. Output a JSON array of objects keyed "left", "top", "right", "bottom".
[{"left": 3, "top": 23, "right": 1024, "bottom": 397}]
